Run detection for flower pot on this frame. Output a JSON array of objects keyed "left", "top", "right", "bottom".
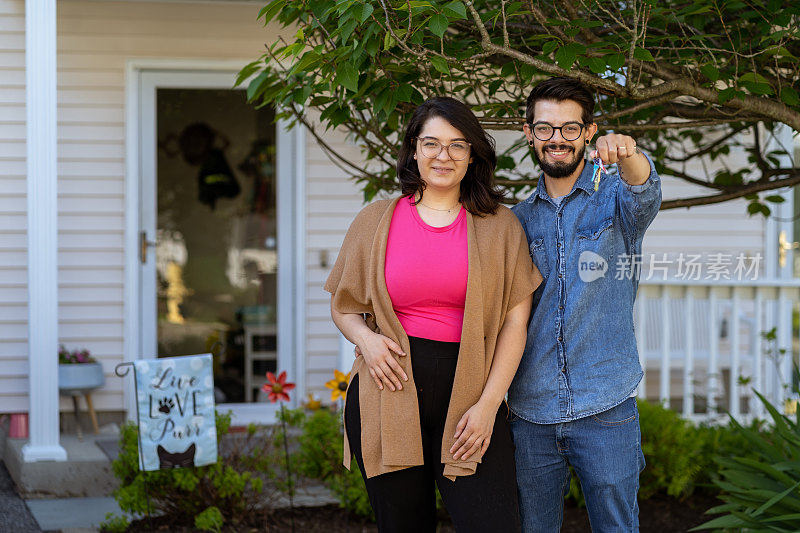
[{"left": 58, "top": 362, "right": 105, "bottom": 394}]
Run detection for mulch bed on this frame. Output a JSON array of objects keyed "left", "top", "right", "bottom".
[{"left": 126, "top": 493, "right": 720, "bottom": 532}]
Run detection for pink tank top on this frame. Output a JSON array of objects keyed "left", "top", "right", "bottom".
[{"left": 384, "top": 195, "right": 468, "bottom": 343}]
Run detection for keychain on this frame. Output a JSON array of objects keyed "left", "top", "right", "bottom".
[{"left": 591, "top": 154, "right": 608, "bottom": 192}]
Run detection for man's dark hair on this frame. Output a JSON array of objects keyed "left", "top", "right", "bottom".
[
  {"left": 525, "top": 77, "right": 595, "bottom": 125},
  {"left": 397, "top": 96, "right": 504, "bottom": 215}
]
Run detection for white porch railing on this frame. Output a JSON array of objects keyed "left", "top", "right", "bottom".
[{"left": 636, "top": 279, "right": 800, "bottom": 424}]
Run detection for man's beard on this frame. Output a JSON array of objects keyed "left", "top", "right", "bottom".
[{"left": 533, "top": 142, "right": 585, "bottom": 178}]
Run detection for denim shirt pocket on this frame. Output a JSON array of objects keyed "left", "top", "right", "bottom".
[
  {"left": 576, "top": 216, "right": 614, "bottom": 257},
  {"left": 577, "top": 216, "right": 613, "bottom": 241},
  {"left": 529, "top": 237, "right": 550, "bottom": 278}
]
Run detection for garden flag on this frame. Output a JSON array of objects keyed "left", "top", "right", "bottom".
[{"left": 133, "top": 354, "right": 217, "bottom": 471}]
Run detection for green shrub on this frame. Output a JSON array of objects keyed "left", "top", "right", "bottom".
[
  {"left": 194, "top": 505, "right": 224, "bottom": 532},
  {"left": 284, "top": 406, "right": 374, "bottom": 519},
  {"left": 111, "top": 410, "right": 277, "bottom": 529},
  {"left": 99, "top": 512, "right": 129, "bottom": 533},
  {"left": 638, "top": 399, "right": 707, "bottom": 499},
  {"left": 692, "top": 392, "right": 800, "bottom": 531},
  {"left": 693, "top": 419, "right": 758, "bottom": 494}
]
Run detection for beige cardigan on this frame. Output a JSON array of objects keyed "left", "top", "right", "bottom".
[{"left": 324, "top": 197, "right": 542, "bottom": 481}]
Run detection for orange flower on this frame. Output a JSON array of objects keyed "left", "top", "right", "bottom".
[
  {"left": 325, "top": 369, "right": 350, "bottom": 402},
  {"left": 262, "top": 371, "right": 295, "bottom": 403},
  {"left": 303, "top": 393, "right": 322, "bottom": 410}
]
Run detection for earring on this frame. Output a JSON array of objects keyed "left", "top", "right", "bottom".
[
  {"left": 528, "top": 140, "right": 534, "bottom": 147},
  {"left": 585, "top": 140, "right": 589, "bottom": 144}
]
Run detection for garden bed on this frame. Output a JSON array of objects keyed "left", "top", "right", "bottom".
[{"left": 127, "top": 493, "right": 719, "bottom": 532}]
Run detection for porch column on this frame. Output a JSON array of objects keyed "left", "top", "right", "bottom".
[{"left": 22, "top": 0, "right": 66, "bottom": 462}]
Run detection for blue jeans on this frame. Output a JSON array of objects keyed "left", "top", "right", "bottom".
[{"left": 509, "top": 398, "right": 645, "bottom": 532}]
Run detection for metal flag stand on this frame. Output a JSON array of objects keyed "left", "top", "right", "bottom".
[{"left": 113, "top": 360, "right": 154, "bottom": 530}]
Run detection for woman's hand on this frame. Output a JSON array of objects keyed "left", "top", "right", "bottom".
[
  {"left": 358, "top": 333, "right": 408, "bottom": 392},
  {"left": 450, "top": 400, "right": 497, "bottom": 461}
]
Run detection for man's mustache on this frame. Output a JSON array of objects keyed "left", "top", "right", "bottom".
[{"left": 542, "top": 144, "right": 575, "bottom": 153}]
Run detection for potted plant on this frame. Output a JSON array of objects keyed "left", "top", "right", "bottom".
[{"left": 58, "top": 345, "right": 105, "bottom": 392}]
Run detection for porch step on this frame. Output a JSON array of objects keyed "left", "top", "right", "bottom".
[{"left": 2, "top": 427, "right": 119, "bottom": 499}]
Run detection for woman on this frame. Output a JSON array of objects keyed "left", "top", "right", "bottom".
[{"left": 324, "top": 97, "right": 542, "bottom": 532}]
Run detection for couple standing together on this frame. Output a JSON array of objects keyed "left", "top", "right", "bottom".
[{"left": 325, "top": 77, "right": 662, "bottom": 532}]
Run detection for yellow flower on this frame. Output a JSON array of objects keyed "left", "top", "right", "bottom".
[
  {"left": 304, "top": 393, "right": 322, "bottom": 411},
  {"left": 325, "top": 369, "right": 351, "bottom": 402}
]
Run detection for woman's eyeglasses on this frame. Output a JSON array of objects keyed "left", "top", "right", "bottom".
[
  {"left": 415, "top": 137, "right": 471, "bottom": 161},
  {"left": 528, "top": 121, "right": 585, "bottom": 142}
]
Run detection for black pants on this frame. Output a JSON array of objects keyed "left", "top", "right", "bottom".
[{"left": 345, "top": 336, "right": 521, "bottom": 533}]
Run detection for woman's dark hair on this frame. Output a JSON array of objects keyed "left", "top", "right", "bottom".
[
  {"left": 525, "top": 77, "right": 595, "bottom": 125},
  {"left": 396, "top": 96, "right": 504, "bottom": 215}
]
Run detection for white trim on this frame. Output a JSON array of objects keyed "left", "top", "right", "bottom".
[
  {"left": 764, "top": 123, "right": 795, "bottom": 280},
  {"left": 124, "top": 59, "right": 303, "bottom": 422},
  {"left": 23, "top": 0, "right": 66, "bottom": 463},
  {"left": 293, "top": 123, "right": 307, "bottom": 403},
  {"left": 640, "top": 278, "right": 800, "bottom": 288}
]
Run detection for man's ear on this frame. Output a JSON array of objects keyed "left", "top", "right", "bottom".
[
  {"left": 523, "top": 122, "right": 533, "bottom": 142},
  {"left": 586, "top": 122, "right": 598, "bottom": 143}
]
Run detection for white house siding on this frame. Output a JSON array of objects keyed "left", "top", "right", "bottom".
[
  {"left": 305, "top": 120, "right": 368, "bottom": 394},
  {"left": 0, "top": 0, "right": 319, "bottom": 414},
  {"left": 0, "top": 0, "right": 26, "bottom": 412}
]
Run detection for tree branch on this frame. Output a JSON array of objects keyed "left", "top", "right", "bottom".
[{"left": 662, "top": 171, "right": 800, "bottom": 209}]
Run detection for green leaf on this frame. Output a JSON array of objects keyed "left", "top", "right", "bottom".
[
  {"left": 384, "top": 31, "right": 396, "bottom": 50},
  {"left": 555, "top": 46, "right": 577, "bottom": 70},
  {"left": 719, "top": 87, "right": 738, "bottom": 104},
  {"left": 780, "top": 87, "right": 800, "bottom": 107},
  {"left": 766, "top": 195, "right": 786, "bottom": 203},
  {"left": 235, "top": 61, "right": 261, "bottom": 88},
  {"left": 246, "top": 70, "right": 270, "bottom": 102},
  {"left": 335, "top": 63, "right": 359, "bottom": 92},
  {"left": 338, "top": 18, "right": 358, "bottom": 43},
  {"left": 700, "top": 64, "right": 720, "bottom": 82},
  {"left": 258, "top": 0, "right": 287, "bottom": 23},
  {"left": 753, "top": 481, "right": 800, "bottom": 517},
  {"left": 682, "top": 4, "right": 713, "bottom": 16},
  {"left": 633, "top": 47, "right": 655, "bottom": 61},
  {"left": 606, "top": 54, "right": 625, "bottom": 71},
  {"left": 430, "top": 55, "right": 450, "bottom": 74},
  {"left": 396, "top": 84, "right": 413, "bottom": 102},
  {"left": 442, "top": 1, "right": 467, "bottom": 19},
  {"left": 429, "top": 14, "right": 449, "bottom": 38},
  {"left": 690, "top": 513, "right": 749, "bottom": 530},
  {"left": 542, "top": 40, "right": 559, "bottom": 56},
  {"left": 290, "top": 51, "right": 322, "bottom": 74},
  {"left": 357, "top": 3, "right": 374, "bottom": 22},
  {"left": 585, "top": 56, "right": 606, "bottom": 74},
  {"left": 740, "top": 72, "right": 771, "bottom": 85}
]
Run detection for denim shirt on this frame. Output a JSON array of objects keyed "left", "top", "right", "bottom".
[{"left": 510, "top": 154, "right": 662, "bottom": 423}]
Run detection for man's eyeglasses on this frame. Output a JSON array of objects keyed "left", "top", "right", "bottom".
[
  {"left": 528, "top": 121, "right": 585, "bottom": 142},
  {"left": 415, "top": 137, "right": 471, "bottom": 161}
]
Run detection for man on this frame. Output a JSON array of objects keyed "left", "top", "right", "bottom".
[{"left": 509, "top": 77, "right": 662, "bottom": 532}]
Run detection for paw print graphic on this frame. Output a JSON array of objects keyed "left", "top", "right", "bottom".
[{"left": 158, "top": 397, "right": 175, "bottom": 415}]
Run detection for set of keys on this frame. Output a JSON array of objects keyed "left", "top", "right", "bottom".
[{"left": 591, "top": 155, "right": 608, "bottom": 192}]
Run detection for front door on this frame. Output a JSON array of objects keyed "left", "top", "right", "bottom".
[{"left": 137, "top": 69, "right": 302, "bottom": 423}]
